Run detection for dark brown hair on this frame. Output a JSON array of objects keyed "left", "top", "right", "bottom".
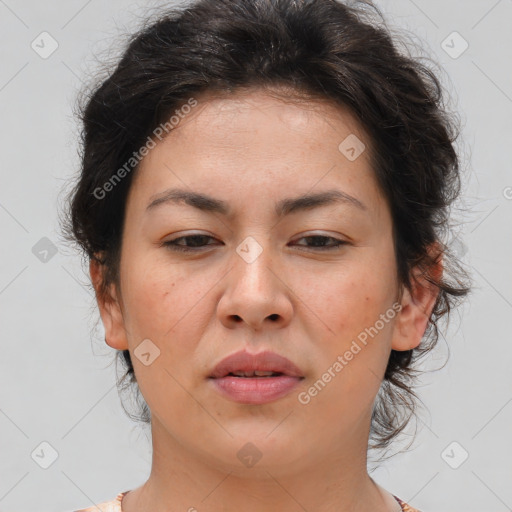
[{"left": 61, "top": 0, "right": 471, "bottom": 454}]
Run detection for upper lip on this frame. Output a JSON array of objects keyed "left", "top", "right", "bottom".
[{"left": 209, "top": 350, "right": 304, "bottom": 378}]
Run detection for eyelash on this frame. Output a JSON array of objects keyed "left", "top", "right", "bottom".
[{"left": 162, "top": 234, "right": 347, "bottom": 253}]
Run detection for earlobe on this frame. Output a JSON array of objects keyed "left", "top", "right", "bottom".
[
  {"left": 89, "top": 258, "right": 129, "bottom": 351},
  {"left": 391, "top": 243, "right": 443, "bottom": 351}
]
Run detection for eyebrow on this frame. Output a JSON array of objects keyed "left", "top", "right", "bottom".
[{"left": 145, "top": 187, "right": 367, "bottom": 217}]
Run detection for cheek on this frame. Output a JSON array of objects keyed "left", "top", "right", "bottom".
[
  {"left": 298, "top": 264, "right": 395, "bottom": 333},
  {"left": 120, "top": 256, "right": 185, "bottom": 338},
  {"left": 121, "top": 259, "right": 216, "bottom": 363},
  {"left": 294, "top": 257, "right": 397, "bottom": 396},
  {"left": 299, "top": 276, "right": 396, "bottom": 423},
  {"left": 121, "top": 265, "right": 202, "bottom": 400}
]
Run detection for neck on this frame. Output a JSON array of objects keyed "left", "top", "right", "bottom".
[{"left": 122, "top": 418, "right": 400, "bottom": 512}]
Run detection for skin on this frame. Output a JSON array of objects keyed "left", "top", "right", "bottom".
[{"left": 90, "top": 88, "right": 442, "bottom": 512}]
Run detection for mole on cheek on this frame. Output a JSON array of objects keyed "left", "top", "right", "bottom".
[{"left": 163, "top": 285, "right": 175, "bottom": 298}]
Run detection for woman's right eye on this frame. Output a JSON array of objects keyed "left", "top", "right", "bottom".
[{"left": 162, "top": 235, "right": 219, "bottom": 253}]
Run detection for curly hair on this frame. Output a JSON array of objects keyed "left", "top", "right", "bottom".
[{"left": 61, "top": 0, "right": 472, "bottom": 454}]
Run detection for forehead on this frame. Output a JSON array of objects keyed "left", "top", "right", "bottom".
[
  {"left": 126, "top": 88, "right": 384, "bottom": 219},
  {"left": 169, "top": 88, "right": 368, "bottom": 144},
  {"left": 138, "top": 88, "right": 371, "bottom": 166}
]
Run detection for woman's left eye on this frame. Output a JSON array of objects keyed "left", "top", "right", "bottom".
[
  {"left": 292, "top": 235, "right": 347, "bottom": 251},
  {"left": 162, "top": 234, "right": 346, "bottom": 253}
]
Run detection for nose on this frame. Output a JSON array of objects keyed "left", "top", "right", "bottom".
[{"left": 217, "top": 239, "right": 293, "bottom": 331}]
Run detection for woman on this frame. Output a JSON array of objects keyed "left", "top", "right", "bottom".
[{"left": 62, "top": 0, "right": 470, "bottom": 510}]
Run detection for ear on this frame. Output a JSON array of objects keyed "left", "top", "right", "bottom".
[
  {"left": 89, "top": 257, "right": 129, "bottom": 351},
  {"left": 391, "top": 242, "right": 443, "bottom": 351}
]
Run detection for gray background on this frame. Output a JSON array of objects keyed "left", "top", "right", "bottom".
[{"left": 0, "top": 0, "right": 511, "bottom": 511}]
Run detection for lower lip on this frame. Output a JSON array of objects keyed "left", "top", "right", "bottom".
[{"left": 209, "top": 375, "right": 303, "bottom": 404}]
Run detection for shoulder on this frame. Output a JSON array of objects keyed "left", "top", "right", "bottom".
[
  {"left": 72, "top": 491, "right": 128, "bottom": 512},
  {"left": 394, "top": 495, "right": 423, "bottom": 512}
]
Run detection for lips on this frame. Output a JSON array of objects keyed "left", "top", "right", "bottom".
[
  {"left": 208, "top": 350, "right": 304, "bottom": 379},
  {"left": 208, "top": 350, "right": 304, "bottom": 404}
]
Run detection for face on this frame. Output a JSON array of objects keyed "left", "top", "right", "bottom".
[{"left": 92, "top": 88, "right": 437, "bottom": 477}]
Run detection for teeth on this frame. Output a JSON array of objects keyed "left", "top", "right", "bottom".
[{"left": 231, "top": 370, "right": 279, "bottom": 377}]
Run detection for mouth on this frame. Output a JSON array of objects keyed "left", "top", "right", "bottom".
[
  {"left": 224, "top": 370, "right": 285, "bottom": 377},
  {"left": 208, "top": 350, "right": 304, "bottom": 404},
  {"left": 208, "top": 349, "right": 304, "bottom": 379}
]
